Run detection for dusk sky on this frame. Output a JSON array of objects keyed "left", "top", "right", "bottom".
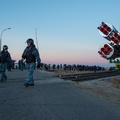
[{"left": 0, "top": 0, "right": 120, "bottom": 67}]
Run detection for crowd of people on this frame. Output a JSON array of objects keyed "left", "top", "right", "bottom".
[
  {"left": 14, "top": 62, "right": 105, "bottom": 72},
  {"left": 39, "top": 63, "right": 105, "bottom": 72},
  {"left": 2, "top": 58, "right": 106, "bottom": 78},
  {"left": 13, "top": 62, "right": 105, "bottom": 73}
]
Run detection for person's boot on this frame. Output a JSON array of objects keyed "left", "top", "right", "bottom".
[
  {"left": 24, "top": 83, "right": 29, "bottom": 87},
  {"left": 28, "top": 83, "right": 34, "bottom": 86}
]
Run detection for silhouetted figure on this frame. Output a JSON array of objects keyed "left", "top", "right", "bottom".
[{"left": 0, "top": 45, "right": 11, "bottom": 82}]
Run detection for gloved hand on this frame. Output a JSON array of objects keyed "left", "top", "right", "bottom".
[{"left": 37, "top": 63, "right": 40, "bottom": 69}]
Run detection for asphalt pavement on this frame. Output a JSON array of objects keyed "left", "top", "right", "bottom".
[{"left": 0, "top": 69, "right": 120, "bottom": 120}]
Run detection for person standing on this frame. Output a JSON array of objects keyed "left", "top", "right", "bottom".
[
  {"left": 0, "top": 45, "right": 11, "bottom": 82},
  {"left": 22, "top": 38, "right": 41, "bottom": 87},
  {"left": 18, "top": 59, "right": 24, "bottom": 71}
]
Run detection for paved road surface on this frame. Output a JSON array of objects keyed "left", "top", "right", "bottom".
[{"left": 0, "top": 69, "right": 120, "bottom": 120}]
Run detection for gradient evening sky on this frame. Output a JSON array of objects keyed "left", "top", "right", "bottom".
[{"left": 0, "top": 0, "right": 120, "bottom": 67}]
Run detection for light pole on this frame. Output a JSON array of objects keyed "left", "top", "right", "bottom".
[{"left": 0, "top": 27, "right": 11, "bottom": 51}]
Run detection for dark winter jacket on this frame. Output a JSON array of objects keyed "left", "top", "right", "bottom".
[
  {"left": 22, "top": 45, "right": 41, "bottom": 63},
  {"left": 0, "top": 51, "right": 11, "bottom": 63}
]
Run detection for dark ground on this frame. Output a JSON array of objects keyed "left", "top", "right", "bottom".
[{"left": 0, "top": 69, "right": 120, "bottom": 120}]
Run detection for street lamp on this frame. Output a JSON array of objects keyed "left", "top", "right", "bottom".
[{"left": 0, "top": 27, "right": 11, "bottom": 51}]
